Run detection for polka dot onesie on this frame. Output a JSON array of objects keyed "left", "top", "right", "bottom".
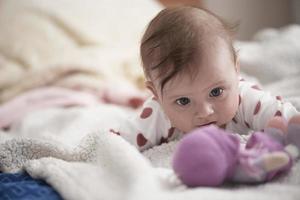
[{"left": 109, "top": 79, "right": 299, "bottom": 151}]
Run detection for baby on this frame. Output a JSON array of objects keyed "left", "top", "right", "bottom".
[{"left": 109, "top": 6, "right": 299, "bottom": 152}]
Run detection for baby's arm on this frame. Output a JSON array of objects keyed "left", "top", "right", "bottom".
[
  {"left": 237, "top": 80, "right": 299, "bottom": 131},
  {"left": 266, "top": 115, "right": 300, "bottom": 159},
  {"left": 109, "top": 97, "right": 175, "bottom": 151}
]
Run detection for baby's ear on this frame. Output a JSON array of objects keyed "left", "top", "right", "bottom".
[{"left": 145, "top": 81, "right": 159, "bottom": 99}]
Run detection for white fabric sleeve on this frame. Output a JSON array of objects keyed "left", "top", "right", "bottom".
[
  {"left": 236, "top": 81, "right": 299, "bottom": 132},
  {"left": 109, "top": 97, "right": 174, "bottom": 151}
]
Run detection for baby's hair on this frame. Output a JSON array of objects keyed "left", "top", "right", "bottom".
[{"left": 140, "top": 6, "right": 238, "bottom": 93}]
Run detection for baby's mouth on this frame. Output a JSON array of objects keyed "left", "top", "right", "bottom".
[{"left": 196, "top": 121, "right": 216, "bottom": 127}]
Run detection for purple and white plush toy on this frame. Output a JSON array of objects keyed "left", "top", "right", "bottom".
[{"left": 172, "top": 116, "right": 300, "bottom": 187}]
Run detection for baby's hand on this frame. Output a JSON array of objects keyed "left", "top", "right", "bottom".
[
  {"left": 264, "top": 116, "right": 287, "bottom": 144},
  {"left": 264, "top": 115, "right": 300, "bottom": 160}
]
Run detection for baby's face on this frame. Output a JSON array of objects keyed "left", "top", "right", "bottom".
[{"left": 150, "top": 39, "right": 240, "bottom": 133}]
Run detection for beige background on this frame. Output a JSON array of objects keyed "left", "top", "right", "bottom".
[{"left": 203, "top": 0, "right": 298, "bottom": 40}]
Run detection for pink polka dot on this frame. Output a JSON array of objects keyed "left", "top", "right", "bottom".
[
  {"left": 244, "top": 121, "right": 250, "bottom": 129},
  {"left": 251, "top": 85, "right": 262, "bottom": 90},
  {"left": 109, "top": 129, "right": 120, "bottom": 136},
  {"left": 128, "top": 98, "right": 144, "bottom": 109},
  {"left": 276, "top": 96, "right": 283, "bottom": 101},
  {"left": 160, "top": 137, "right": 168, "bottom": 144},
  {"left": 238, "top": 95, "right": 242, "bottom": 106},
  {"left": 274, "top": 110, "right": 282, "bottom": 117},
  {"left": 253, "top": 101, "right": 261, "bottom": 115},
  {"left": 168, "top": 127, "right": 175, "bottom": 138},
  {"left": 140, "top": 107, "right": 153, "bottom": 119},
  {"left": 137, "top": 133, "right": 148, "bottom": 147},
  {"left": 232, "top": 117, "right": 237, "bottom": 124},
  {"left": 159, "top": 128, "right": 175, "bottom": 145}
]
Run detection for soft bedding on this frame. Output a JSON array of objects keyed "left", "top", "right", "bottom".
[
  {"left": 0, "top": 104, "right": 300, "bottom": 200},
  {"left": 1, "top": 0, "right": 300, "bottom": 199}
]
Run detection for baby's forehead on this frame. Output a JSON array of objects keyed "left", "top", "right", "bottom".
[{"left": 159, "top": 68, "right": 201, "bottom": 91}]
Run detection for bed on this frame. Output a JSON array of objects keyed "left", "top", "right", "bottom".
[{"left": 1, "top": 0, "right": 300, "bottom": 199}]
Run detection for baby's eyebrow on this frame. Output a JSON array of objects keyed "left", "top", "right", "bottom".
[
  {"left": 164, "top": 80, "right": 227, "bottom": 99},
  {"left": 203, "top": 80, "right": 227, "bottom": 91},
  {"left": 165, "top": 91, "right": 194, "bottom": 99}
]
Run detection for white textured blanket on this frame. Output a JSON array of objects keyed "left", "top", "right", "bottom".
[
  {"left": 0, "top": 103, "right": 300, "bottom": 200},
  {"left": 1, "top": 126, "right": 300, "bottom": 200}
]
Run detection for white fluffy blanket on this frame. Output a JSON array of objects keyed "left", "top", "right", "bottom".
[
  {"left": 1, "top": 0, "right": 300, "bottom": 199},
  {"left": 0, "top": 104, "right": 300, "bottom": 200}
]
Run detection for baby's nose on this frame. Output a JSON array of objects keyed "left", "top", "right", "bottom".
[{"left": 195, "top": 103, "right": 214, "bottom": 118}]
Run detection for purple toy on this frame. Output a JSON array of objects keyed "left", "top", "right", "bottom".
[{"left": 172, "top": 125, "right": 297, "bottom": 187}]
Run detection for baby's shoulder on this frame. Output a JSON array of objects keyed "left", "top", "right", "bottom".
[
  {"left": 142, "top": 96, "right": 161, "bottom": 108},
  {"left": 238, "top": 78, "right": 263, "bottom": 95}
]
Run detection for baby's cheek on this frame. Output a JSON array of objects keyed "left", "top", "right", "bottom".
[
  {"left": 226, "top": 95, "right": 239, "bottom": 119},
  {"left": 218, "top": 95, "right": 239, "bottom": 123},
  {"left": 167, "top": 110, "right": 192, "bottom": 133}
]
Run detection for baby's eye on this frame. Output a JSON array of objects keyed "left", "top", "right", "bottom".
[
  {"left": 209, "top": 87, "right": 223, "bottom": 97},
  {"left": 175, "top": 97, "right": 191, "bottom": 106}
]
